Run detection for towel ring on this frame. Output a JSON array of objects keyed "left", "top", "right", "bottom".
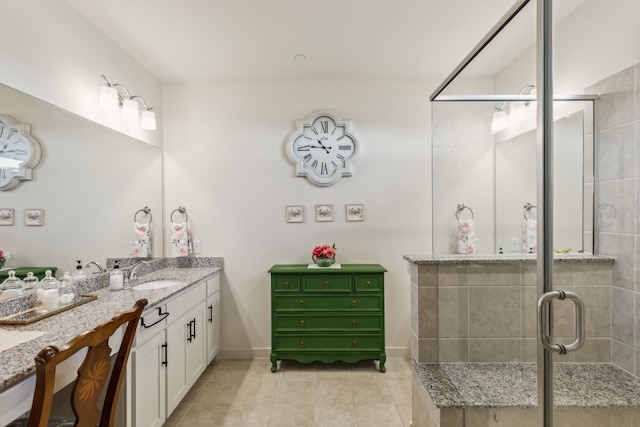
[
  {"left": 171, "top": 206, "right": 189, "bottom": 223},
  {"left": 134, "top": 207, "right": 153, "bottom": 224},
  {"left": 455, "top": 203, "right": 474, "bottom": 221},
  {"left": 523, "top": 203, "right": 537, "bottom": 220}
]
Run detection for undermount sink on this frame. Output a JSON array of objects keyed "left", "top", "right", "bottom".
[{"left": 131, "top": 280, "right": 182, "bottom": 291}]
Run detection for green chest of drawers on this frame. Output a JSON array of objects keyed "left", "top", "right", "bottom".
[{"left": 268, "top": 264, "right": 387, "bottom": 372}]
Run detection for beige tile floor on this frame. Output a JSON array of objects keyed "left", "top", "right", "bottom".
[{"left": 163, "top": 357, "right": 413, "bottom": 427}]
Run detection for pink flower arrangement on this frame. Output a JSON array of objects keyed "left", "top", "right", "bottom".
[
  {"left": 0, "top": 248, "right": 9, "bottom": 266},
  {"left": 312, "top": 243, "right": 336, "bottom": 260}
]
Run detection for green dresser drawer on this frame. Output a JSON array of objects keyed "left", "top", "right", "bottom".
[
  {"left": 302, "top": 275, "right": 351, "bottom": 292},
  {"left": 355, "top": 275, "right": 382, "bottom": 292},
  {"left": 272, "top": 275, "right": 300, "bottom": 292},
  {"left": 274, "top": 314, "right": 382, "bottom": 332},
  {"left": 274, "top": 295, "right": 381, "bottom": 311},
  {"left": 274, "top": 334, "right": 382, "bottom": 351}
]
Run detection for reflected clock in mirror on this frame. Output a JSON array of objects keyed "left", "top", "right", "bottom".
[{"left": 0, "top": 115, "right": 42, "bottom": 190}]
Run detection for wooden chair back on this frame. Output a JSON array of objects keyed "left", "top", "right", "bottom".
[{"left": 27, "top": 299, "right": 148, "bottom": 427}]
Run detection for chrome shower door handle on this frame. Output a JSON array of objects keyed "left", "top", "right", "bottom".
[{"left": 537, "top": 289, "right": 585, "bottom": 355}]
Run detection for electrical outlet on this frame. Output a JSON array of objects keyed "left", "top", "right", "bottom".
[
  {"left": 193, "top": 240, "right": 201, "bottom": 254},
  {"left": 510, "top": 237, "right": 519, "bottom": 252}
]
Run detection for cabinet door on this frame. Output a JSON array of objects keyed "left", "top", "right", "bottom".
[
  {"left": 166, "top": 311, "right": 189, "bottom": 416},
  {"left": 166, "top": 303, "right": 207, "bottom": 415},
  {"left": 186, "top": 302, "right": 207, "bottom": 386},
  {"left": 131, "top": 330, "right": 166, "bottom": 427},
  {"left": 206, "top": 291, "right": 220, "bottom": 364}
]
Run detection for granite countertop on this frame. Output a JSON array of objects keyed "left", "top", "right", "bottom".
[
  {"left": 413, "top": 362, "right": 640, "bottom": 409},
  {"left": 0, "top": 257, "right": 223, "bottom": 393},
  {"left": 404, "top": 254, "right": 615, "bottom": 264}
]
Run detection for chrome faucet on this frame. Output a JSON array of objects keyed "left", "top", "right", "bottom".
[
  {"left": 128, "top": 260, "right": 149, "bottom": 282},
  {"left": 85, "top": 261, "right": 105, "bottom": 274}
]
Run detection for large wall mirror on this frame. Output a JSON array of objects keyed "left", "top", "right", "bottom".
[
  {"left": 431, "top": 99, "right": 594, "bottom": 255},
  {"left": 0, "top": 83, "right": 163, "bottom": 282}
]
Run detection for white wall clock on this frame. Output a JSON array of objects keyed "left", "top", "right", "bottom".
[
  {"left": 0, "top": 115, "right": 42, "bottom": 191},
  {"left": 286, "top": 110, "right": 361, "bottom": 187}
]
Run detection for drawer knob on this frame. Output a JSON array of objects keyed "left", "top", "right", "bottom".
[
  {"left": 299, "top": 299, "right": 305, "bottom": 306},
  {"left": 299, "top": 320, "right": 305, "bottom": 327},
  {"left": 366, "top": 281, "right": 371, "bottom": 288},
  {"left": 351, "top": 300, "right": 357, "bottom": 307},
  {"left": 352, "top": 340, "right": 357, "bottom": 346},
  {"left": 324, "top": 281, "right": 329, "bottom": 287},
  {"left": 283, "top": 281, "right": 289, "bottom": 288},
  {"left": 352, "top": 320, "right": 357, "bottom": 327},
  {"left": 300, "top": 340, "right": 305, "bottom": 347}
]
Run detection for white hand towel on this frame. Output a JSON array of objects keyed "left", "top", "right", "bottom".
[
  {"left": 522, "top": 218, "right": 537, "bottom": 253},
  {"left": 171, "top": 222, "right": 192, "bottom": 257},
  {"left": 456, "top": 219, "right": 477, "bottom": 254},
  {"left": 132, "top": 222, "right": 151, "bottom": 258}
]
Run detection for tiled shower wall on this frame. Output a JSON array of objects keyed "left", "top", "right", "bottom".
[
  {"left": 589, "top": 64, "right": 640, "bottom": 375},
  {"left": 409, "top": 260, "right": 613, "bottom": 364}
]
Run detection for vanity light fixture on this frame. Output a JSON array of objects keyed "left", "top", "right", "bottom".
[
  {"left": 490, "top": 84, "right": 536, "bottom": 134},
  {"left": 99, "top": 75, "right": 157, "bottom": 130}
]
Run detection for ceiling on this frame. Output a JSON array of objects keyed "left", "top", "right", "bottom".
[{"left": 63, "top": 0, "right": 585, "bottom": 84}]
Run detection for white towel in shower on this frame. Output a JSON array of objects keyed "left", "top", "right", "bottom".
[
  {"left": 132, "top": 222, "right": 152, "bottom": 258},
  {"left": 456, "top": 219, "right": 477, "bottom": 254},
  {"left": 522, "top": 218, "right": 537, "bottom": 253},
  {"left": 171, "top": 221, "right": 193, "bottom": 257}
]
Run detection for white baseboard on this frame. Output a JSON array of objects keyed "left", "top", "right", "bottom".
[{"left": 217, "top": 347, "right": 410, "bottom": 360}]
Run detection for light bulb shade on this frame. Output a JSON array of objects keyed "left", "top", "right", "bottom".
[
  {"left": 491, "top": 110, "right": 508, "bottom": 134},
  {"left": 141, "top": 110, "right": 157, "bottom": 130},
  {"left": 99, "top": 86, "right": 119, "bottom": 111},
  {"left": 122, "top": 98, "right": 140, "bottom": 121}
]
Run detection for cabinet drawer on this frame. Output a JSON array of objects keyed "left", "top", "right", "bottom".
[
  {"left": 273, "top": 295, "right": 381, "bottom": 311},
  {"left": 355, "top": 275, "right": 382, "bottom": 292},
  {"left": 274, "top": 334, "right": 382, "bottom": 351},
  {"left": 274, "top": 314, "right": 382, "bottom": 332},
  {"left": 166, "top": 281, "right": 206, "bottom": 319},
  {"left": 272, "top": 275, "right": 300, "bottom": 292},
  {"left": 302, "top": 275, "right": 351, "bottom": 292},
  {"left": 206, "top": 273, "right": 220, "bottom": 296}
]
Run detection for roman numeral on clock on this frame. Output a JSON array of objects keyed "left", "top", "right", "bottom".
[
  {"left": 311, "top": 159, "right": 318, "bottom": 168},
  {"left": 320, "top": 120, "right": 329, "bottom": 133},
  {"left": 303, "top": 154, "right": 312, "bottom": 162},
  {"left": 320, "top": 162, "right": 328, "bottom": 175},
  {"left": 338, "top": 145, "right": 351, "bottom": 151},
  {"left": 297, "top": 145, "right": 310, "bottom": 151}
]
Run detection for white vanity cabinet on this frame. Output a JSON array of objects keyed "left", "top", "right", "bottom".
[
  {"left": 128, "top": 273, "right": 220, "bottom": 427},
  {"left": 205, "top": 274, "right": 220, "bottom": 364}
]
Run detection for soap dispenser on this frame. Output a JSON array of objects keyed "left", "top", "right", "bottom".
[
  {"left": 109, "top": 260, "right": 124, "bottom": 291},
  {"left": 72, "top": 260, "right": 88, "bottom": 282}
]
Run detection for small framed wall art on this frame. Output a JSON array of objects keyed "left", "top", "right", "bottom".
[
  {"left": 315, "top": 204, "right": 333, "bottom": 222},
  {"left": 346, "top": 204, "right": 364, "bottom": 221},
  {"left": 25, "top": 208, "right": 44, "bottom": 226},
  {"left": 0, "top": 209, "right": 14, "bottom": 225},
  {"left": 286, "top": 205, "right": 304, "bottom": 223}
]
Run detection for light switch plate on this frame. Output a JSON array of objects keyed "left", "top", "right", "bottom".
[{"left": 193, "top": 240, "right": 201, "bottom": 254}]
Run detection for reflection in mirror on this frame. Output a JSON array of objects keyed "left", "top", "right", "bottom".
[
  {"left": 0, "top": 83, "right": 163, "bottom": 296},
  {"left": 431, "top": 100, "right": 594, "bottom": 255}
]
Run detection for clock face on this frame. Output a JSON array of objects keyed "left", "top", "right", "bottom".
[
  {"left": 0, "top": 115, "right": 41, "bottom": 190},
  {"left": 286, "top": 111, "right": 360, "bottom": 186}
]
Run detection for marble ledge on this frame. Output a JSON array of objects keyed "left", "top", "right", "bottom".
[
  {"left": 404, "top": 254, "right": 614, "bottom": 265},
  {"left": 0, "top": 256, "right": 223, "bottom": 392},
  {"left": 413, "top": 361, "right": 640, "bottom": 409}
]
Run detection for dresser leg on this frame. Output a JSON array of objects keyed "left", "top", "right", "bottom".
[
  {"left": 379, "top": 353, "right": 387, "bottom": 372},
  {"left": 270, "top": 353, "right": 278, "bottom": 372}
]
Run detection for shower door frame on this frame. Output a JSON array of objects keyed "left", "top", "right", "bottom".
[{"left": 429, "top": 0, "right": 598, "bottom": 425}]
